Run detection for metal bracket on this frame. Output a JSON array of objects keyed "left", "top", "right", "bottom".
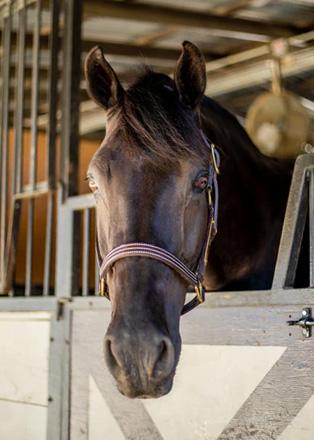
[
  {"left": 56, "top": 297, "right": 72, "bottom": 320},
  {"left": 287, "top": 307, "right": 314, "bottom": 338}
]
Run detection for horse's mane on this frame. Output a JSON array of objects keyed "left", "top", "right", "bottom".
[
  {"left": 113, "top": 70, "right": 209, "bottom": 165},
  {"left": 200, "top": 96, "right": 293, "bottom": 177}
]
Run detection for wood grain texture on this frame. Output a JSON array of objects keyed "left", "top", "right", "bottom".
[
  {"left": 70, "top": 310, "right": 163, "bottom": 440},
  {"left": 218, "top": 342, "right": 314, "bottom": 440},
  {"left": 181, "top": 305, "right": 314, "bottom": 346},
  {"left": 67, "top": 300, "right": 314, "bottom": 439}
]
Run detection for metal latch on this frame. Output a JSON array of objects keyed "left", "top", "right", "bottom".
[{"left": 287, "top": 307, "right": 314, "bottom": 338}]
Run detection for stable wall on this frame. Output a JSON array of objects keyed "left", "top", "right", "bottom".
[{"left": 6, "top": 129, "right": 99, "bottom": 288}]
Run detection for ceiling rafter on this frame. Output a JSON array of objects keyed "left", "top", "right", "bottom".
[{"left": 84, "top": 0, "right": 298, "bottom": 41}]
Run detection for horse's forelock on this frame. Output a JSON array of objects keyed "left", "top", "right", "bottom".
[{"left": 106, "top": 70, "right": 208, "bottom": 168}]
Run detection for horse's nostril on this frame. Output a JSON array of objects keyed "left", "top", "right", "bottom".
[
  {"left": 153, "top": 337, "right": 175, "bottom": 379},
  {"left": 104, "top": 337, "right": 120, "bottom": 372}
]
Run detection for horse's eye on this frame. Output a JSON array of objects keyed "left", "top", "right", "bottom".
[
  {"left": 193, "top": 176, "right": 208, "bottom": 192},
  {"left": 88, "top": 178, "right": 98, "bottom": 193}
]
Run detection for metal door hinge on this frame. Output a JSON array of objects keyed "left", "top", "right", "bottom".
[{"left": 287, "top": 307, "right": 314, "bottom": 338}]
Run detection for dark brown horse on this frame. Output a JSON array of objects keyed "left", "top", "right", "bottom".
[{"left": 84, "top": 41, "right": 291, "bottom": 398}]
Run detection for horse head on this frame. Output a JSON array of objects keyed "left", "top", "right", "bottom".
[{"left": 85, "top": 41, "right": 215, "bottom": 398}]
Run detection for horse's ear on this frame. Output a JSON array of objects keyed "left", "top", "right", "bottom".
[
  {"left": 84, "top": 46, "right": 124, "bottom": 110},
  {"left": 174, "top": 41, "right": 206, "bottom": 109}
]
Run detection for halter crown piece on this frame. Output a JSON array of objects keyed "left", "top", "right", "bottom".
[{"left": 96, "top": 134, "right": 220, "bottom": 315}]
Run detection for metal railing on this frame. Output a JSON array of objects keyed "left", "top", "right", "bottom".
[
  {"left": 0, "top": 0, "right": 60, "bottom": 296},
  {"left": 55, "top": 193, "right": 98, "bottom": 298}
]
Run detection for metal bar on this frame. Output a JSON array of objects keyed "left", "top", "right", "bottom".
[
  {"left": 71, "top": 211, "right": 81, "bottom": 296},
  {"left": 29, "top": 0, "right": 41, "bottom": 189},
  {"left": 0, "top": 0, "right": 37, "bottom": 18},
  {"left": 82, "top": 208, "right": 90, "bottom": 296},
  {"left": 272, "top": 155, "right": 314, "bottom": 289},
  {"left": 45, "top": 0, "right": 60, "bottom": 190},
  {"left": 94, "top": 255, "right": 99, "bottom": 296},
  {"left": 309, "top": 169, "right": 314, "bottom": 287},
  {"left": 13, "top": 2, "right": 26, "bottom": 195},
  {"left": 14, "top": 187, "right": 49, "bottom": 200},
  {"left": 43, "top": 192, "right": 54, "bottom": 296},
  {"left": 25, "top": 199, "right": 34, "bottom": 296},
  {"left": 94, "top": 207, "right": 99, "bottom": 296},
  {"left": 5, "top": 201, "right": 22, "bottom": 296},
  {"left": 25, "top": 0, "right": 41, "bottom": 296},
  {"left": 3, "top": 2, "right": 27, "bottom": 296},
  {"left": 0, "top": 296, "right": 58, "bottom": 311},
  {"left": 60, "top": 0, "right": 82, "bottom": 199},
  {"left": 0, "top": 3, "right": 12, "bottom": 290},
  {"left": 66, "top": 194, "right": 95, "bottom": 210},
  {"left": 55, "top": 190, "right": 73, "bottom": 298}
]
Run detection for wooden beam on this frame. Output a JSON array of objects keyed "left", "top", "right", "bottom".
[
  {"left": 211, "top": 0, "right": 253, "bottom": 16},
  {"left": 84, "top": 0, "right": 296, "bottom": 40},
  {"left": 1, "top": 30, "right": 222, "bottom": 61}
]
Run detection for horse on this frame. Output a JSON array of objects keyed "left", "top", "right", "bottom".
[{"left": 84, "top": 41, "right": 292, "bottom": 398}]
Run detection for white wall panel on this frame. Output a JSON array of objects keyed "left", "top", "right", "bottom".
[
  {"left": 279, "top": 395, "right": 314, "bottom": 440},
  {"left": 143, "top": 344, "right": 285, "bottom": 440},
  {"left": 0, "top": 400, "right": 47, "bottom": 440},
  {"left": 0, "top": 312, "right": 50, "bottom": 440}
]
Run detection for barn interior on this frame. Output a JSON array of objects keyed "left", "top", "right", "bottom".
[
  {"left": 0, "top": 0, "right": 313, "bottom": 295},
  {"left": 1, "top": 2, "right": 314, "bottom": 439}
]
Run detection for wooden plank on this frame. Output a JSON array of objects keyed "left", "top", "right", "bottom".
[
  {"left": 181, "top": 304, "right": 314, "bottom": 347},
  {"left": 71, "top": 309, "right": 163, "bottom": 440},
  {"left": 85, "top": 0, "right": 295, "bottom": 40},
  {"left": 67, "top": 305, "right": 314, "bottom": 440},
  {"left": 218, "top": 343, "right": 314, "bottom": 440},
  {"left": 69, "top": 288, "right": 314, "bottom": 309}
]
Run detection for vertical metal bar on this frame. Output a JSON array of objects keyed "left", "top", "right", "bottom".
[
  {"left": 94, "top": 260, "right": 99, "bottom": 296},
  {"left": 43, "top": 0, "right": 60, "bottom": 296},
  {"left": 61, "top": 0, "right": 82, "bottom": 199},
  {"left": 46, "top": 0, "right": 60, "bottom": 189},
  {"left": 43, "top": 192, "right": 53, "bottom": 296},
  {"left": 25, "top": 200, "right": 33, "bottom": 296},
  {"left": 13, "top": 2, "right": 26, "bottom": 195},
  {"left": 58, "top": 0, "right": 82, "bottom": 299},
  {"left": 93, "top": 209, "right": 99, "bottom": 296},
  {"left": 25, "top": 0, "right": 41, "bottom": 296},
  {"left": 71, "top": 210, "right": 81, "bottom": 296},
  {"left": 309, "top": 170, "right": 314, "bottom": 287},
  {"left": 29, "top": 0, "right": 41, "bottom": 190},
  {"left": 82, "top": 208, "right": 90, "bottom": 296},
  {"left": 272, "top": 155, "right": 311, "bottom": 289},
  {"left": 55, "top": 194, "right": 73, "bottom": 298},
  {"left": 0, "top": 2, "right": 12, "bottom": 291},
  {"left": 3, "top": 2, "right": 28, "bottom": 296}
]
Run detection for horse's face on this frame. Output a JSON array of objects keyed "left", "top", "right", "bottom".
[{"left": 85, "top": 42, "right": 208, "bottom": 398}]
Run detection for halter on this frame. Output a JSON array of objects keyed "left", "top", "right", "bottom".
[{"left": 96, "top": 135, "right": 220, "bottom": 315}]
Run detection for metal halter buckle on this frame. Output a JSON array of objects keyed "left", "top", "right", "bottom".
[
  {"left": 99, "top": 279, "right": 106, "bottom": 297},
  {"left": 194, "top": 281, "right": 205, "bottom": 304}
]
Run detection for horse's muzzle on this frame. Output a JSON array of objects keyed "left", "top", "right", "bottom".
[{"left": 104, "top": 327, "right": 176, "bottom": 398}]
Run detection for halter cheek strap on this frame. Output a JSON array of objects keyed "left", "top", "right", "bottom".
[{"left": 96, "top": 140, "right": 220, "bottom": 315}]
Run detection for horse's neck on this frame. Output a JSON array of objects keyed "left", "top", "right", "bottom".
[{"left": 200, "top": 98, "right": 291, "bottom": 289}]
